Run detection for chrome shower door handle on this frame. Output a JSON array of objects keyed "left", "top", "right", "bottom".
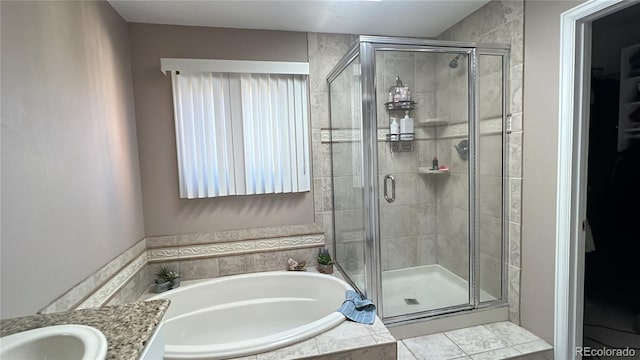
[{"left": 384, "top": 174, "right": 396, "bottom": 203}]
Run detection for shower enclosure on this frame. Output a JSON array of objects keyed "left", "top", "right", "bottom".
[{"left": 327, "top": 36, "right": 510, "bottom": 325}]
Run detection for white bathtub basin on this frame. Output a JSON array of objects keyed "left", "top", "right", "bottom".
[{"left": 149, "top": 270, "right": 352, "bottom": 359}]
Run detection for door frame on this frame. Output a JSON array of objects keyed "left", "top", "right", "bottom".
[{"left": 555, "top": 0, "right": 634, "bottom": 358}]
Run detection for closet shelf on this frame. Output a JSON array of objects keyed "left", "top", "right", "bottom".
[
  {"left": 622, "top": 75, "right": 640, "bottom": 82},
  {"left": 618, "top": 43, "right": 640, "bottom": 151}
]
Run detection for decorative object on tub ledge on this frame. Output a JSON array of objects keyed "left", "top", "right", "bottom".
[
  {"left": 154, "top": 266, "right": 180, "bottom": 293},
  {"left": 317, "top": 248, "right": 334, "bottom": 274},
  {"left": 337, "top": 290, "right": 376, "bottom": 325},
  {"left": 287, "top": 258, "right": 306, "bottom": 271}
]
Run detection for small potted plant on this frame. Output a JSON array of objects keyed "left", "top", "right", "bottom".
[
  {"left": 317, "top": 248, "right": 333, "bottom": 274},
  {"left": 154, "top": 266, "right": 180, "bottom": 293}
]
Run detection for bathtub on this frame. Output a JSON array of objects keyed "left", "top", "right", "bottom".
[{"left": 149, "top": 271, "right": 353, "bottom": 359}]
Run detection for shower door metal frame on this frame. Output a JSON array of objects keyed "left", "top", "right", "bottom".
[
  {"left": 475, "top": 47, "right": 511, "bottom": 311},
  {"left": 359, "top": 40, "right": 382, "bottom": 312},
  {"left": 368, "top": 38, "right": 479, "bottom": 324},
  {"left": 327, "top": 35, "right": 511, "bottom": 325},
  {"left": 327, "top": 41, "right": 366, "bottom": 297}
]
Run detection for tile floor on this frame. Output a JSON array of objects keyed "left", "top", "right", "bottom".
[{"left": 397, "top": 321, "right": 553, "bottom": 360}]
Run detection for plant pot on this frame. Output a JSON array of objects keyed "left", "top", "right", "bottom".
[
  {"left": 154, "top": 277, "right": 181, "bottom": 293},
  {"left": 317, "top": 264, "right": 334, "bottom": 274}
]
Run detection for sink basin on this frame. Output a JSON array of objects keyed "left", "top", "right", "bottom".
[{"left": 0, "top": 324, "right": 107, "bottom": 360}]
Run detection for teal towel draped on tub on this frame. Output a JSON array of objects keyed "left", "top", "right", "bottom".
[{"left": 337, "top": 290, "right": 376, "bottom": 324}]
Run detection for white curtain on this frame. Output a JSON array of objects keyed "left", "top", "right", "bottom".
[{"left": 171, "top": 71, "right": 310, "bottom": 199}]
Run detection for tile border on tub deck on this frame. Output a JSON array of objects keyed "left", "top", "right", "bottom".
[
  {"left": 147, "top": 223, "right": 324, "bottom": 247},
  {"left": 147, "top": 234, "right": 325, "bottom": 262},
  {"left": 39, "top": 238, "right": 148, "bottom": 314},
  {"left": 75, "top": 251, "right": 148, "bottom": 309},
  {"left": 38, "top": 224, "right": 326, "bottom": 313}
]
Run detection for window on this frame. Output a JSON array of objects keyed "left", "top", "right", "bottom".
[{"left": 162, "top": 59, "right": 311, "bottom": 199}]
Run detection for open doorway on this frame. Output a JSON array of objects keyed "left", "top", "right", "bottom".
[
  {"left": 583, "top": 3, "right": 640, "bottom": 355},
  {"left": 556, "top": 1, "right": 640, "bottom": 358}
]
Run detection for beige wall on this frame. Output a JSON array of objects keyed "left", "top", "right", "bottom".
[
  {"left": 307, "top": 33, "right": 358, "bottom": 267},
  {"left": 128, "top": 24, "right": 314, "bottom": 236},
  {"left": 0, "top": 1, "right": 145, "bottom": 318},
  {"left": 521, "top": 0, "right": 585, "bottom": 343}
]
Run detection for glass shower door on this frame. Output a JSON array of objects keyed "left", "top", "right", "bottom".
[
  {"left": 328, "top": 36, "right": 510, "bottom": 326},
  {"left": 329, "top": 56, "right": 368, "bottom": 293},
  {"left": 375, "top": 49, "right": 473, "bottom": 319},
  {"left": 477, "top": 53, "right": 508, "bottom": 304}
]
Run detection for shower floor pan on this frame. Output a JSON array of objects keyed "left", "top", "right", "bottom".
[
  {"left": 349, "top": 264, "right": 496, "bottom": 318},
  {"left": 382, "top": 264, "right": 495, "bottom": 317}
]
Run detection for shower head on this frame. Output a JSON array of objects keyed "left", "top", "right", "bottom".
[{"left": 449, "top": 54, "right": 461, "bottom": 69}]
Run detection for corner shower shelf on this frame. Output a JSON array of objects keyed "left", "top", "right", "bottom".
[
  {"left": 385, "top": 133, "right": 415, "bottom": 141},
  {"left": 418, "top": 167, "right": 450, "bottom": 175},
  {"left": 385, "top": 134, "right": 415, "bottom": 153},
  {"left": 385, "top": 95, "right": 416, "bottom": 152},
  {"left": 385, "top": 101, "right": 416, "bottom": 111}
]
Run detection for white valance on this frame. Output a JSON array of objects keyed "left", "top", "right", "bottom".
[{"left": 161, "top": 58, "right": 309, "bottom": 75}]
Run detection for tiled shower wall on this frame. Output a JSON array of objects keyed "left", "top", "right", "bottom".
[
  {"left": 433, "top": 53, "right": 472, "bottom": 284},
  {"left": 308, "top": 33, "right": 358, "bottom": 257},
  {"left": 375, "top": 51, "right": 439, "bottom": 271},
  {"left": 438, "top": 0, "right": 524, "bottom": 324}
]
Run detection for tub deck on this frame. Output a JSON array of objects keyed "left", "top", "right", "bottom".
[{"left": 229, "top": 316, "right": 397, "bottom": 360}]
